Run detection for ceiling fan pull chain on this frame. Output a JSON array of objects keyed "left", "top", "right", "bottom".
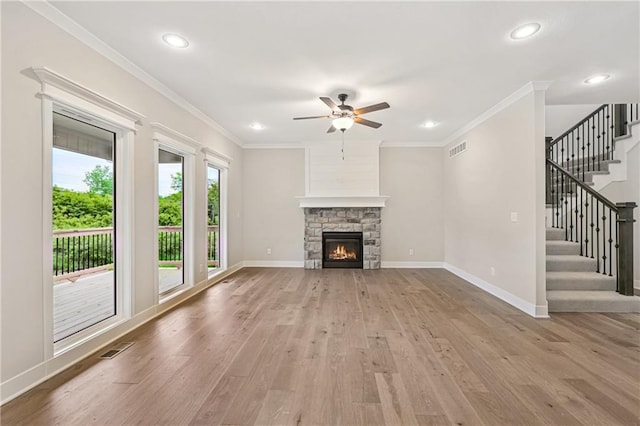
[{"left": 341, "top": 131, "right": 345, "bottom": 160}]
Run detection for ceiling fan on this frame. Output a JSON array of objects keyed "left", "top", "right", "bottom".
[{"left": 293, "top": 94, "right": 390, "bottom": 133}]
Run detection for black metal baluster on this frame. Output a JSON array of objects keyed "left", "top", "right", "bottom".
[
  {"left": 584, "top": 195, "right": 589, "bottom": 257},
  {"left": 615, "top": 215, "right": 619, "bottom": 290},
  {"left": 608, "top": 207, "right": 613, "bottom": 276},
  {"left": 601, "top": 209, "right": 607, "bottom": 275},
  {"left": 595, "top": 203, "right": 600, "bottom": 273},
  {"left": 607, "top": 105, "right": 613, "bottom": 160},
  {"left": 578, "top": 187, "right": 584, "bottom": 255}
]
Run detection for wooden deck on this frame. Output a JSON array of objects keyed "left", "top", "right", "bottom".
[
  {"left": 5, "top": 268, "right": 639, "bottom": 425},
  {"left": 53, "top": 268, "right": 188, "bottom": 341}
]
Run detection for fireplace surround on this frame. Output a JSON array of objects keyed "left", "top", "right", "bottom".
[{"left": 303, "top": 207, "right": 381, "bottom": 269}]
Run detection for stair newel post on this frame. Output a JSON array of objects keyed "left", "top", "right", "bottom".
[
  {"left": 546, "top": 137, "right": 553, "bottom": 205},
  {"left": 616, "top": 202, "right": 637, "bottom": 296}
]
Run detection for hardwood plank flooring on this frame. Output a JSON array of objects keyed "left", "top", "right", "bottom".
[{"left": 2, "top": 268, "right": 639, "bottom": 425}]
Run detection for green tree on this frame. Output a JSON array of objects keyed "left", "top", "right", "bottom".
[
  {"left": 83, "top": 165, "right": 113, "bottom": 195},
  {"left": 52, "top": 186, "right": 113, "bottom": 230},
  {"left": 170, "top": 172, "right": 182, "bottom": 193},
  {"left": 207, "top": 181, "right": 219, "bottom": 225}
]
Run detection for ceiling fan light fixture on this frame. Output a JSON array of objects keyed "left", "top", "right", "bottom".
[
  {"left": 162, "top": 33, "right": 189, "bottom": 48},
  {"left": 332, "top": 116, "right": 354, "bottom": 131},
  {"left": 510, "top": 23, "right": 541, "bottom": 40}
]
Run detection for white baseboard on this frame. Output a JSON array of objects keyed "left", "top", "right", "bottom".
[
  {"left": 243, "top": 260, "right": 304, "bottom": 268},
  {"left": 0, "top": 262, "right": 243, "bottom": 405},
  {"left": 443, "top": 263, "right": 549, "bottom": 318},
  {"left": 381, "top": 261, "right": 444, "bottom": 268}
]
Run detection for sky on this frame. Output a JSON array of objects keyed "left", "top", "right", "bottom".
[{"left": 53, "top": 148, "right": 218, "bottom": 196}]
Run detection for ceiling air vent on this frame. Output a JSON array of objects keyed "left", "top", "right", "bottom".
[{"left": 449, "top": 140, "right": 467, "bottom": 158}]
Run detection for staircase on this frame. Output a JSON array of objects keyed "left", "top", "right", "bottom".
[{"left": 545, "top": 103, "right": 640, "bottom": 312}]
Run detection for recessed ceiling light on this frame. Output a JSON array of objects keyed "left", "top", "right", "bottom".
[
  {"left": 162, "top": 33, "right": 189, "bottom": 48},
  {"left": 584, "top": 74, "right": 611, "bottom": 85},
  {"left": 423, "top": 121, "right": 438, "bottom": 128},
  {"left": 510, "top": 23, "right": 541, "bottom": 40},
  {"left": 250, "top": 122, "right": 265, "bottom": 131}
]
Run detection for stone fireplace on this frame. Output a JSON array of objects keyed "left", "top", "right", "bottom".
[{"left": 303, "top": 207, "right": 381, "bottom": 269}]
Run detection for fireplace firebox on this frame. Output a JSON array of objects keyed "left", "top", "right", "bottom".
[{"left": 322, "top": 232, "right": 363, "bottom": 269}]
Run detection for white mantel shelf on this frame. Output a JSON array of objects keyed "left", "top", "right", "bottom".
[{"left": 296, "top": 196, "right": 390, "bottom": 208}]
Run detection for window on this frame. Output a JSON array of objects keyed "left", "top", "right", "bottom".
[
  {"left": 52, "top": 112, "right": 116, "bottom": 342},
  {"left": 158, "top": 149, "right": 185, "bottom": 294},
  {"left": 203, "top": 147, "right": 230, "bottom": 276},
  {"left": 153, "top": 124, "right": 196, "bottom": 300},
  {"left": 207, "top": 164, "right": 221, "bottom": 274},
  {"left": 34, "top": 66, "right": 140, "bottom": 355}
]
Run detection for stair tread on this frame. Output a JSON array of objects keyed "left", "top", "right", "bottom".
[
  {"left": 546, "top": 240, "right": 580, "bottom": 246},
  {"left": 546, "top": 271, "right": 615, "bottom": 281},
  {"left": 546, "top": 255, "right": 596, "bottom": 262}
]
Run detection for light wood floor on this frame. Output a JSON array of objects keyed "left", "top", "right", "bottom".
[{"left": 3, "top": 268, "right": 639, "bottom": 425}]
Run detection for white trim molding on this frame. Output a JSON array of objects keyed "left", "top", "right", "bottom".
[
  {"left": 444, "top": 263, "right": 549, "bottom": 318},
  {"left": 23, "top": 2, "right": 243, "bottom": 146},
  {"left": 381, "top": 261, "right": 445, "bottom": 268},
  {"left": 443, "top": 80, "right": 553, "bottom": 146},
  {"left": 151, "top": 122, "right": 201, "bottom": 150},
  {"left": 296, "top": 195, "right": 390, "bottom": 208},
  {"left": 32, "top": 67, "right": 144, "bottom": 130},
  {"left": 243, "top": 261, "right": 304, "bottom": 268},
  {"left": 202, "top": 146, "right": 233, "bottom": 168}
]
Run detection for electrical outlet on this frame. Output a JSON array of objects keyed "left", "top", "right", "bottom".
[
  {"left": 267, "top": 248, "right": 272, "bottom": 255},
  {"left": 199, "top": 264, "right": 204, "bottom": 273},
  {"left": 490, "top": 266, "right": 496, "bottom": 276},
  {"left": 409, "top": 248, "right": 414, "bottom": 256}
]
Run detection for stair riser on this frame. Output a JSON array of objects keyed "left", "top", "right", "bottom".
[
  {"left": 546, "top": 258, "right": 597, "bottom": 272},
  {"left": 546, "top": 244, "right": 580, "bottom": 255},
  {"left": 546, "top": 278, "right": 616, "bottom": 291},
  {"left": 546, "top": 229, "right": 566, "bottom": 241},
  {"left": 549, "top": 299, "right": 640, "bottom": 313}
]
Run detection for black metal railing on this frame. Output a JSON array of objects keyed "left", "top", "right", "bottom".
[
  {"left": 547, "top": 159, "right": 636, "bottom": 295},
  {"left": 53, "top": 228, "right": 113, "bottom": 276},
  {"left": 53, "top": 225, "right": 220, "bottom": 277},
  {"left": 548, "top": 103, "right": 639, "bottom": 183}
]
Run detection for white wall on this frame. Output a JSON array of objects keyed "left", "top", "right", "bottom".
[
  {"left": 545, "top": 104, "right": 600, "bottom": 139},
  {"left": 243, "top": 149, "right": 305, "bottom": 263},
  {"left": 380, "top": 147, "right": 444, "bottom": 264},
  {"left": 443, "top": 88, "right": 547, "bottom": 316},
  {"left": 241, "top": 147, "right": 445, "bottom": 266},
  {"left": 1, "top": 2, "right": 244, "bottom": 399}
]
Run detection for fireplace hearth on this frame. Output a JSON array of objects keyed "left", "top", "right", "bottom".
[{"left": 322, "top": 232, "right": 363, "bottom": 269}]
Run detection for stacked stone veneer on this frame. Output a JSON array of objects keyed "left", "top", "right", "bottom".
[{"left": 304, "top": 207, "right": 381, "bottom": 269}]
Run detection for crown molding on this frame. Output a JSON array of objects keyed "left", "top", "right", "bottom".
[
  {"left": 443, "top": 80, "right": 554, "bottom": 146},
  {"left": 380, "top": 141, "right": 445, "bottom": 148},
  {"left": 23, "top": 0, "right": 244, "bottom": 147},
  {"left": 242, "top": 143, "right": 305, "bottom": 150}
]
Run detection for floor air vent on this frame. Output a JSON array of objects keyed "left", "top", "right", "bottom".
[
  {"left": 99, "top": 342, "right": 134, "bottom": 359},
  {"left": 449, "top": 140, "right": 467, "bottom": 158}
]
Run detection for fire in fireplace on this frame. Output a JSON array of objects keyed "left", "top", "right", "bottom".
[{"left": 322, "top": 232, "right": 363, "bottom": 268}]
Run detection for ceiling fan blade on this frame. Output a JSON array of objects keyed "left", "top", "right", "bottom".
[
  {"left": 354, "top": 117, "right": 382, "bottom": 129},
  {"left": 320, "top": 97, "right": 340, "bottom": 112},
  {"left": 293, "top": 115, "right": 330, "bottom": 120},
  {"left": 327, "top": 125, "right": 337, "bottom": 133},
  {"left": 354, "top": 102, "right": 390, "bottom": 115}
]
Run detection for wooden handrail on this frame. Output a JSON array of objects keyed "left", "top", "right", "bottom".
[
  {"left": 549, "top": 104, "right": 607, "bottom": 147},
  {"left": 546, "top": 159, "right": 618, "bottom": 210}
]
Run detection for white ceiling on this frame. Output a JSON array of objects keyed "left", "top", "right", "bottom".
[{"left": 49, "top": 1, "right": 639, "bottom": 146}]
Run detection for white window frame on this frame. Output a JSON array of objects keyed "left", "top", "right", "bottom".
[
  {"left": 33, "top": 67, "right": 141, "bottom": 357},
  {"left": 152, "top": 123, "right": 197, "bottom": 302},
  {"left": 203, "top": 147, "right": 231, "bottom": 277}
]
